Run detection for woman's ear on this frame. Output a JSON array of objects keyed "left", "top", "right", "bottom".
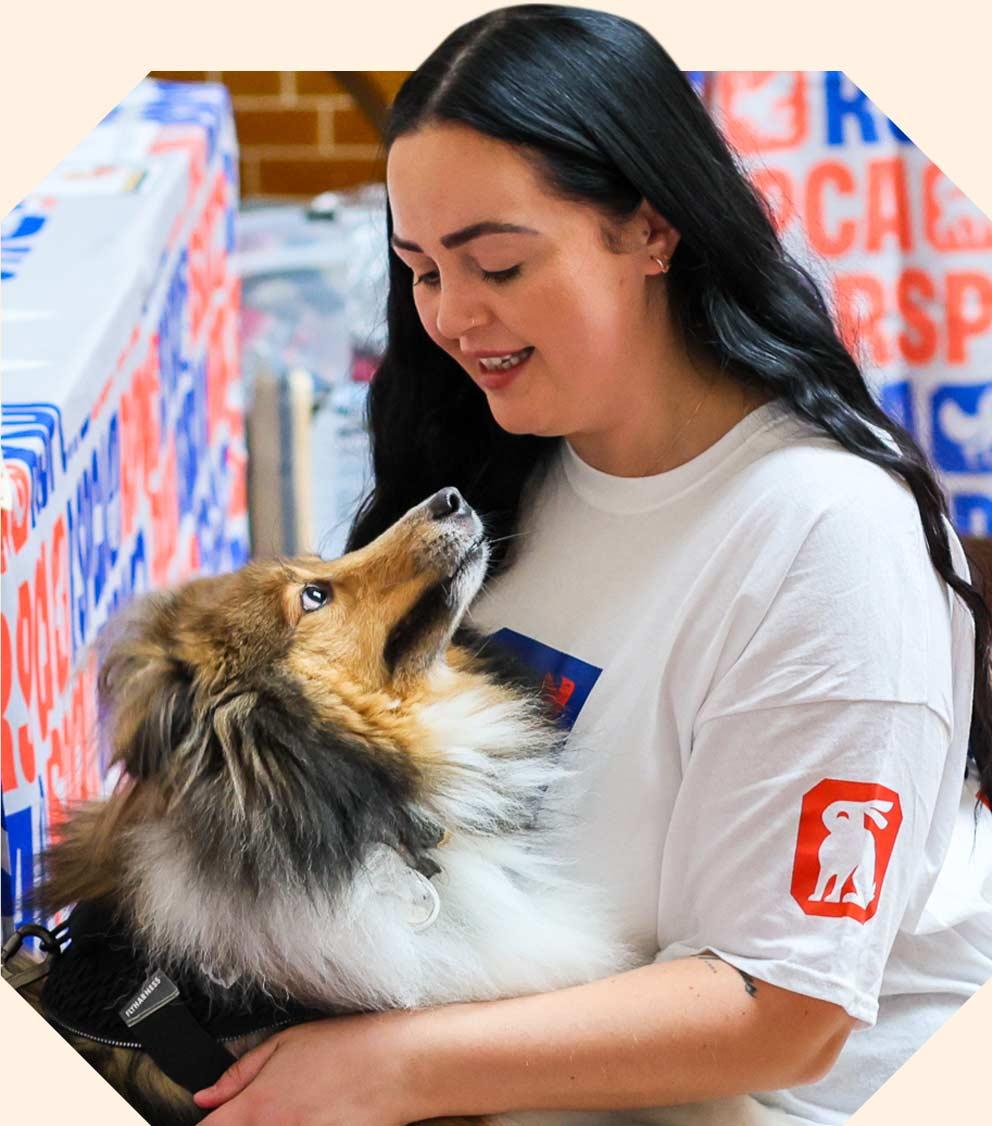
[
  {"left": 98, "top": 593, "right": 196, "bottom": 780},
  {"left": 634, "top": 198, "right": 681, "bottom": 271}
]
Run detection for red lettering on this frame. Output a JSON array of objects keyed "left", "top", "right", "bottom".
[
  {"left": 924, "top": 165, "right": 992, "bottom": 252},
  {"left": 207, "top": 309, "right": 225, "bottom": 443},
  {"left": 151, "top": 130, "right": 206, "bottom": 219},
  {"left": 833, "top": 274, "right": 891, "bottom": 366},
  {"left": 866, "top": 158, "right": 912, "bottom": 253},
  {"left": 1, "top": 614, "right": 14, "bottom": 792},
  {"left": 714, "top": 72, "right": 808, "bottom": 153},
  {"left": 897, "top": 270, "right": 939, "bottom": 365},
  {"left": 33, "top": 544, "right": 53, "bottom": 741},
  {"left": 185, "top": 167, "right": 232, "bottom": 350},
  {"left": 144, "top": 337, "right": 162, "bottom": 487},
  {"left": 752, "top": 167, "right": 796, "bottom": 234},
  {"left": 1, "top": 461, "right": 31, "bottom": 574},
  {"left": 51, "top": 516, "right": 71, "bottom": 694},
  {"left": 44, "top": 648, "right": 99, "bottom": 829},
  {"left": 127, "top": 337, "right": 163, "bottom": 512},
  {"left": 16, "top": 579, "right": 33, "bottom": 711},
  {"left": 206, "top": 169, "right": 227, "bottom": 298},
  {"left": 542, "top": 673, "right": 576, "bottom": 713},
  {"left": 151, "top": 436, "right": 179, "bottom": 587},
  {"left": 119, "top": 380, "right": 138, "bottom": 539},
  {"left": 805, "top": 161, "right": 856, "bottom": 257},
  {"left": 187, "top": 533, "right": 201, "bottom": 577},
  {"left": 947, "top": 273, "right": 992, "bottom": 365},
  {"left": 189, "top": 219, "right": 205, "bottom": 344}
]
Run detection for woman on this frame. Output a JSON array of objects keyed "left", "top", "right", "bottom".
[{"left": 195, "top": 7, "right": 992, "bottom": 1124}]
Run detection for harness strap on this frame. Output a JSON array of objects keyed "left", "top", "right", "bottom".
[
  {"left": 119, "top": 968, "right": 236, "bottom": 1092},
  {"left": 11, "top": 902, "right": 320, "bottom": 1094}
]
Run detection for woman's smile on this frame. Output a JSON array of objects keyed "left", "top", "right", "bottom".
[{"left": 468, "top": 346, "right": 535, "bottom": 391}]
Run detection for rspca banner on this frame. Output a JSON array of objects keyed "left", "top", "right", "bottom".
[
  {"left": 1, "top": 80, "right": 249, "bottom": 942},
  {"left": 703, "top": 72, "right": 992, "bottom": 535}
]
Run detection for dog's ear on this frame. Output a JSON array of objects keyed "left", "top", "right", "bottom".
[{"left": 98, "top": 593, "right": 196, "bottom": 780}]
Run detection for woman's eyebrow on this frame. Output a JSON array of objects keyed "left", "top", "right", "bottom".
[{"left": 391, "top": 221, "right": 540, "bottom": 254}]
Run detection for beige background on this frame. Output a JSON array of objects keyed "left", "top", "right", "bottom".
[{"left": 2, "top": 0, "right": 991, "bottom": 1121}]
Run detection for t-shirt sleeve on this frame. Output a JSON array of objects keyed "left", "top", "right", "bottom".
[{"left": 654, "top": 495, "right": 975, "bottom": 1028}]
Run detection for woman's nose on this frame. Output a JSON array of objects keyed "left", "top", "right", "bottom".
[{"left": 434, "top": 282, "right": 487, "bottom": 341}]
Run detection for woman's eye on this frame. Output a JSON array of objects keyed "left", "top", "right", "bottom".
[
  {"left": 481, "top": 265, "right": 522, "bottom": 284},
  {"left": 301, "top": 584, "right": 331, "bottom": 612},
  {"left": 413, "top": 270, "right": 440, "bottom": 288}
]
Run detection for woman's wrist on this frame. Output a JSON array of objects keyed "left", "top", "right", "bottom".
[{"left": 394, "top": 1001, "right": 480, "bottom": 1121}]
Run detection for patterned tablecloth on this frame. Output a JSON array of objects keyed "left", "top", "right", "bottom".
[{"left": 1, "top": 79, "right": 249, "bottom": 940}]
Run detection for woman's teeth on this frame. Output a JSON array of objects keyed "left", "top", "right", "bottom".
[{"left": 479, "top": 347, "right": 532, "bottom": 371}]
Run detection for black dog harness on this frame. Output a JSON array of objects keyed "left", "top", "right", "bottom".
[{"left": 4, "top": 900, "right": 322, "bottom": 1093}]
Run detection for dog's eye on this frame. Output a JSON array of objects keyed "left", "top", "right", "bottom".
[{"left": 300, "top": 583, "right": 331, "bottom": 613}]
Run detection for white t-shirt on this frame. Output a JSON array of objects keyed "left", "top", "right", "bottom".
[{"left": 467, "top": 399, "right": 992, "bottom": 1124}]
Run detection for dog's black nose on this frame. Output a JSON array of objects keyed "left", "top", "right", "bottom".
[{"left": 427, "top": 488, "right": 465, "bottom": 520}]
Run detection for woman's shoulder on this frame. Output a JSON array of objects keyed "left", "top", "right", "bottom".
[{"left": 740, "top": 403, "right": 922, "bottom": 534}]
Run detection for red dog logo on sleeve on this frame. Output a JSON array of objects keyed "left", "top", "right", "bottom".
[{"left": 791, "top": 779, "right": 902, "bottom": 923}]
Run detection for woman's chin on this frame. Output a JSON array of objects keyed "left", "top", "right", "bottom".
[{"left": 485, "top": 399, "right": 549, "bottom": 436}]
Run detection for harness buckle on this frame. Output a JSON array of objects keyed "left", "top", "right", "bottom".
[{"left": 2, "top": 921, "right": 70, "bottom": 992}]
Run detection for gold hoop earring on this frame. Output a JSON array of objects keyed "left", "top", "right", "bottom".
[{"left": 652, "top": 255, "right": 671, "bottom": 275}]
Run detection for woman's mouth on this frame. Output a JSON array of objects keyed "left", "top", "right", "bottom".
[{"left": 475, "top": 347, "right": 534, "bottom": 389}]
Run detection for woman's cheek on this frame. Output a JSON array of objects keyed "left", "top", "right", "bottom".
[{"left": 420, "top": 310, "right": 463, "bottom": 366}]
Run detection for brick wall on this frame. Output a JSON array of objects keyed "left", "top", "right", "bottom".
[{"left": 147, "top": 71, "right": 409, "bottom": 200}]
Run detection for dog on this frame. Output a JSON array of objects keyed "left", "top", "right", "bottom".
[{"left": 8, "top": 488, "right": 786, "bottom": 1126}]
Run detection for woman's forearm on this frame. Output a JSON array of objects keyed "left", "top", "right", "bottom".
[{"left": 400, "top": 953, "right": 854, "bottom": 1120}]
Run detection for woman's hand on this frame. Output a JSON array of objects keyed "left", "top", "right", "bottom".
[{"left": 193, "top": 1011, "right": 422, "bottom": 1126}]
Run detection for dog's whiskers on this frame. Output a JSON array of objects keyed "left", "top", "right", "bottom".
[{"left": 486, "top": 530, "right": 531, "bottom": 547}]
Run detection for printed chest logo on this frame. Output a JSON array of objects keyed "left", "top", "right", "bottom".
[
  {"left": 489, "top": 628, "right": 601, "bottom": 731},
  {"left": 790, "top": 779, "right": 902, "bottom": 924}
]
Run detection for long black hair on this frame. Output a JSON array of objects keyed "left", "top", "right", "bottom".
[{"left": 347, "top": 3, "right": 992, "bottom": 799}]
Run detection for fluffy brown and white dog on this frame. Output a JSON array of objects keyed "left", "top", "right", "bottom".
[{"left": 13, "top": 488, "right": 785, "bottom": 1126}]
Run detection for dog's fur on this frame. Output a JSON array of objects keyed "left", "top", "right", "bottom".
[{"left": 16, "top": 491, "right": 784, "bottom": 1126}]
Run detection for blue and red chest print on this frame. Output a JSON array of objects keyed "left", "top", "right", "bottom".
[{"left": 488, "top": 628, "right": 602, "bottom": 731}]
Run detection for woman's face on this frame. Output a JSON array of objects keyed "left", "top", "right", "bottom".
[{"left": 386, "top": 123, "right": 674, "bottom": 441}]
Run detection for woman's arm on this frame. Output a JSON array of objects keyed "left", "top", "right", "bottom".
[
  {"left": 196, "top": 951, "right": 855, "bottom": 1124},
  {"left": 399, "top": 951, "right": 855, "bottom": 1119}
]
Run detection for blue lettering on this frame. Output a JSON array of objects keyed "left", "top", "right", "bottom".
[
  {"left": 68, "top": 468, "right": 94, "bottom": 655},
  {"left": 1, "top": 402, "right": 67, "bottom": 522},
  {"left": 879, "top": 381, "right": 916, "bottom": 437},
  {"left": 103, "top": 531, "right": 150, "bottom": 620},
  {"left": 824, "top": 71, "right": 912, "bottom": 146},
  {"left": 90, "top": 415, "right": 122, "bottom": 608},
  {"left": 2, "top": 805, "right": 35, "bottom": 929},
  {"left": 158, "top": 251, "right": 188, "bottom": 429},
  {"left": 1, "top": 203, "right": 52, "bottom": 282},
  {"left": 176, "top": 355, "right": 208, "bottom": 519},
  {"left": 954, "top": 495, "right": 992, "bottom": 538}
]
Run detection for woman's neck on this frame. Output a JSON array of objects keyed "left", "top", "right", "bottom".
[{"left": 567, "top": 363, "right": 772, "bottom": 479}]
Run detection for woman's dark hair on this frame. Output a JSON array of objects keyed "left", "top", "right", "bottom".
[{"left": 347, "top": 3, "right": 992, "bottom": 799}]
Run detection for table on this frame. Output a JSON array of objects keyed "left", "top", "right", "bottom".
[{"left": 1, "top": 79, "right": 248, "bottom": 939}]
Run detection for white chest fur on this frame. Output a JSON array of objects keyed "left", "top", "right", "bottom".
[{"left": 120, "top": 686, "right": 788, "bottom": 1126}]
